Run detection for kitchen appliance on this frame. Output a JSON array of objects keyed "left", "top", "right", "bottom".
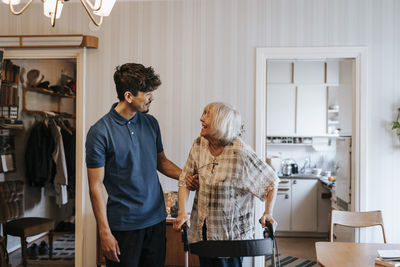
[
  {"left": 281, "top": 158, "right": 295, "bottom": 176},
  {"left": 291, "top": 163, "right": 298, "bottom": 174},
  {"left": 335, "top": 137, "right": 352, "bottom": 208}
]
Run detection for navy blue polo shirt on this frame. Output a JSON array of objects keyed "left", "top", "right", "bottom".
[{"left": 85, "top": 103, "right": 167, "bottom": 231}]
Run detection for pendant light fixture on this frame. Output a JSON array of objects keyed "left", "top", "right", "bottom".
[{"left": 1, "top": 0, "right": 116, "bottom": 27}]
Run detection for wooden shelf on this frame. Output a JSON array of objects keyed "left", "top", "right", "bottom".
[
  {"left": 25, "top": 87, "right": 75, "bottom": 99},
  {"left": 23, "top": 86, "right": 76, "bottom": 117},
  {"left": 0, "top": 35, "right": 98, "bottom": 49}
]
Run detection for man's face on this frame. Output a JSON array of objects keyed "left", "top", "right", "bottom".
[{"left": 130, "top": 91, "right": 154, "bottom": 113}]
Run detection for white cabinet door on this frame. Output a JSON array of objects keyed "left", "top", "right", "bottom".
[
  {"left": 266, "top": 84, "right": 296, "bottom": 135},
  {"left": 273, "top": 189, "right": 291, "bottom": 231},
  {"left": 291, "top": 179, "right": 318, "bottom": 232},
  {"left": 267, "top": 61, "right": 292, "bottom": 83},
  {"left": 337, "top": 83, "right": 353, "bottom": 136},
  {"left": 296, "top": 85, "right": 327, "bottom": 135},
  {"left": 293, "top": 61, "right": 325, "bottom": 84}
]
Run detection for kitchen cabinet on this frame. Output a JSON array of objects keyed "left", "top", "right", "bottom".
[
  {"left": 293, "top": 61, "right": 325, "bottom": 84},
  {"left": 274, "top": 189, "right": 291, "bottom": 231},
  {"left": 274, "top": 179, "right": 291, "bottom": 231},
  {"left": 296, "top": 85, "right": 327, "bottom": 135},
  {"left": 274, "top": 178, "right": 319, "bottom": 233},
  {"left": 266, "top": 60, "right": 333, "bottom": 136},
  {"left": 337, "top": 60, "right": 354, "bottom": 136},
  {"left": 266, "top": 84, "right": 296, "bottom": 136},
  {"left": 290, "top": 179, "right": 318, "bottom": 232}
]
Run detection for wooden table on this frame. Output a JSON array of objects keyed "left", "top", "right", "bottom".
[
  {"left": 165, "top": 219, "right": 200, "bottom": 267},
  {"left": 316, "top": 242, "right": 400, "bottom": 267}
]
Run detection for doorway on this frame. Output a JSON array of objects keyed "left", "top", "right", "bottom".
[
  {"left": 253, "top": 47, "right": 367, "bottom": 267},
  {"left": 2, "top": 48, "right": 87, "bottom": 267}
]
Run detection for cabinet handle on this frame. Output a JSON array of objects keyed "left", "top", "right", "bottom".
[
  {"left": 279, "top": 180, "right": 289, "bottom": 184},
  {"left": 278, "top": 188, "right": 289, "bottom": 191},
  {"left": 293, "top": 180, "right": 297, "bottom": 184}
]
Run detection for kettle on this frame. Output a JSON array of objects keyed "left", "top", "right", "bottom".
[
  {"left": 291, "top": 163, "right": 299, "bottom": 174},
  {"left": 281, "top": 159, "right": 294, "bottom": 176}
]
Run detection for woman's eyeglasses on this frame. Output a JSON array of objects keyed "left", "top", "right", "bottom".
[{"left": 193, "top": 160, "right": 218, "bottom": 175}]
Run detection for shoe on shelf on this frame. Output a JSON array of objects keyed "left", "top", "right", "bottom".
[
  {"left": 27, "top": 243, "right": 39, "bottom": 258},
  {"left": 38, "top": 240, "right": 49, "bottom": 255}
]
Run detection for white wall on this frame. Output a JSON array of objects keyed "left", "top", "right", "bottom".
[{"left": 1, "top": 0, "right": 400, "bottom": 265}]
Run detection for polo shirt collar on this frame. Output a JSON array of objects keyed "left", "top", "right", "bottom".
[{"left": 109, "top": 102, "right": 139, "bottom": 125}]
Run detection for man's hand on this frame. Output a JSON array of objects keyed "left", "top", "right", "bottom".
[
  {"left": 185, "top": 174, "right": 199, "bottom": 191},
  {"left": 100, "top": 231, "right": 120, "bottom": 262}
]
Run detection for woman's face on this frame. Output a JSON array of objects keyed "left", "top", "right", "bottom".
[{"left": 200, "top": 107, "right": 214, "bottom": 138}]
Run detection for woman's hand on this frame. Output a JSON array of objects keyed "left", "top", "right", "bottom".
[
  {"left": 259, "top": 213, "right": 278, "bottom": 231},
  {"left": 173, "top": 213, "right": 190, "bottom": 231},
  {"left": 185, "top": 173, "right": 199, "bottom": 191}
]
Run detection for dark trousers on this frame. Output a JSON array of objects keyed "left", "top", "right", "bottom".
[
  {"left": 106, "top": 220, "right": 166, "bottom": 267},
  {"left": 199, "top": 221, "right": 243, "bottom": 267}
]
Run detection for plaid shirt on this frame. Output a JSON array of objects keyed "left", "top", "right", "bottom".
[{"left": 179, "top": 137, "right": 280, "bottom": 243}]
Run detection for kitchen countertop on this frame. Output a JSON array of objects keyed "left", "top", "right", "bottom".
[
  {"left": 279, "top": 174, "right": 335, "bottom": 188},
  {"left": 280, "top": 174, "right": 322, "bottom": 179}
]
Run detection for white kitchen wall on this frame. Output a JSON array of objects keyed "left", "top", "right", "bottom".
[
  {"left": 267, "top": 144, "right": 337, "bottom": 175},
  {"left": 1, "top": 0, "right": 400, "bottom": 266}
]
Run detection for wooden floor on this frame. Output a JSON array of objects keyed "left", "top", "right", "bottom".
[
  {"left": 7, "top": 236, "right": 324, "bottom": 266},
  {"left": 276, "top": 236, "right": 328, "bottom": 261}
]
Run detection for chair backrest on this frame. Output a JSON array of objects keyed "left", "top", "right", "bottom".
[
  {"left": 330, "top": 210, "right": 387, "bottom": 243},
  {"left": 0, "top": 181, "right": 24, "bottom": 225}
]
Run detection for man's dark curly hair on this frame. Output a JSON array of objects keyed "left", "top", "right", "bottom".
[{"left": 114, "top": 63, "right": 161, "bottom": 100}]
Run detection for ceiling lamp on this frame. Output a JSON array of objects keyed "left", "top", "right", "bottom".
[{"left": 1, "top": 0, "right": 116, "bottom": 27}]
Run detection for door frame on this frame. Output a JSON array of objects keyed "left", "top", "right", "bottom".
[
  {"left": 3, "top": 48, "right": 87, "bottom": 267},
  {"left": 254, "top": 47, "right": 368, "bottom": 249}
]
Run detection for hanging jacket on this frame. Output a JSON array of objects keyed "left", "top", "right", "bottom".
[{"left": 25, "top": 121, "right": 56, "bottom": 187}]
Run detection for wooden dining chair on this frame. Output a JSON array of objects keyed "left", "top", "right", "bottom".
[
  {"left": 0, "top": 181, "right": 55, "bottom": 267},
  {"left": 330, "top": 210, "right": 387, "bottom": 243}
]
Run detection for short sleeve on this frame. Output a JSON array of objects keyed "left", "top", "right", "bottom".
[
  {"left": 85, "top": 126, "right": 107, "bottom": 168},
  {"left": 154, "top": 119, "right": 164, "bottom": 153},
  {"left": 240, "top": 147, "right": 280, "bottom": 200},
  {"left": 178, "top": 138, "right": 200, "bottom": 187}
]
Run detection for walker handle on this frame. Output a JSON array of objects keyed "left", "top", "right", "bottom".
[
  {"left": 259, "top": 218, "right": 275, "bottom": 240},
  {"left": 182, "top": 222, "right": 189, "bottom": 252}
]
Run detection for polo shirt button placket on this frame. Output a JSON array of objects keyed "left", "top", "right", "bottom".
[{"left": 127, "top": 122, "right": 136, "bottom": 143}]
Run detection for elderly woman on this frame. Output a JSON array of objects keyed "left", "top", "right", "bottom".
[{"left": 173, "top": 102, "right": 280, "bottom": 267}]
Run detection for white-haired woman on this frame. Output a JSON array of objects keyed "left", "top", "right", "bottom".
[{"left": 173, "top": 102, "right": 280, "bottom": 267}]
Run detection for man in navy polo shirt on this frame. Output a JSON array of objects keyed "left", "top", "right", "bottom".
[{"left": 86, "top": 63, "right": 183, "bottom": 267}]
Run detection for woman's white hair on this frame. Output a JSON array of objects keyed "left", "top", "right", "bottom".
[{"left": 204, "top": 102, "right": 242, "bottom": 145}]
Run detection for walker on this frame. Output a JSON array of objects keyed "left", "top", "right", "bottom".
[{"left": 181, "top": 221, "right": 279, "bottom": 267}]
